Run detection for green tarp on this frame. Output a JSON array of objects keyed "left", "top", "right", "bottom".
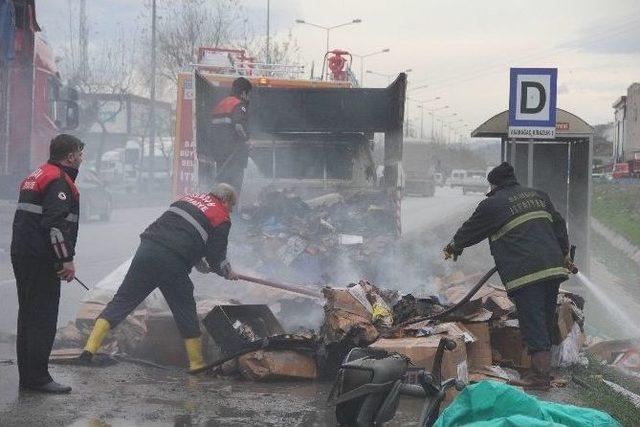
[{"left": 435, "top": 380, "right": 620, "bottom": 427}]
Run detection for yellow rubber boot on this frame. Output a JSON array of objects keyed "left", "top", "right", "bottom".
[
  {"left": 83, "top": 318, "right": 111, "bottom": 355},
  {"left": 184, "top": 337, "right": 206, "bottom": 373}
]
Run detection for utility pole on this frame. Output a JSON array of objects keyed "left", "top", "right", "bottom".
[
  {"left": 79, "top": 0, "right": 88, "bottom": 80},
  {"left": 266, "top": 0, "right": 270, "bottom": 65},
  {"left": 420, "top": 105, "right": 424, "bottom": 139},
  {"left": 149, "top": 0, "right": 157, "bottom": 189},
  {"left": 430, "top": 113, "right": 435, "bottom": 141}
]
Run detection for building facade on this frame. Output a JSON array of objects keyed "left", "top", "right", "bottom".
[{"left": 613, "top": 83, "right": 640, "bottom": 163}]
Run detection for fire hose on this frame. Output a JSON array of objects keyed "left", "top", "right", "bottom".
[{"left": 399, "top": 244, "right": 579, "bottom": 327}]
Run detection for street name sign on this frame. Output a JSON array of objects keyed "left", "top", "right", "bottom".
[{"left": 508, "top": 68, "right": 557, "bottom": 139}]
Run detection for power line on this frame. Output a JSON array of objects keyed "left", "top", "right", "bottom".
[{"left": 412, "top": 14, "right": 640, "bottom": 91}]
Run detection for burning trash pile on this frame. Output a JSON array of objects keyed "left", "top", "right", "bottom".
[
  {"left": 51, "top": 271, "right": 588, "bottom": 391},
  {"left": 317, "top": 273, "right": 587, "bottom": 389},
  {"left": 234, "top": 188, "right": 397, "bottom": 283}
]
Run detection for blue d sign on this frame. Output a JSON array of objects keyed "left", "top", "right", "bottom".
[{"left": 508, "top": 68, "right": 557, "bottom": 139}]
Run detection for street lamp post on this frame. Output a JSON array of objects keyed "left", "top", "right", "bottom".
[
  {"left": 365, "top": 70, "right": 392, "bottom": 84},
  {"left": 409, "top": 96, "right": 440, "bottom": 140},
  {"left": 148, "top": 0, "right": 157, "bottom": 187},
  {"left": 352, "top": 48, "right": 390, "bottom": 85},
  {"left": 295, "top": 18, "right": 362, "bottom": 55},
  {"left": 440, "top": 113, "right": 457, "bottom": 143},
  {"left": 417, "top": 105, "right": 424, "bottom": 139},
  {"left": 366, "top": 68, "right": 411, "bottom": 85},
  {"left": 427, "top": 105, "right": 449, "bottom": 141}
]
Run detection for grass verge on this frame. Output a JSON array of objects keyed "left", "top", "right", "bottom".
[
  {"left": 571, "top": 354, "right": 640, "bottom": 426},
  {"left": 592, "top": 184, "right": 640, "bottom": 248}
]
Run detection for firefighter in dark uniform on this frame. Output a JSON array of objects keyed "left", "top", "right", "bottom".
[
  {"left": 444, "top": 162, "right": 574, "bottom": 389},
  {"left": 11, "top": 134, "right": 84, "bottom": 393},
  {"left": 79, "top": 183, "right": 239, "bottom": 373},
  {"left": 210, "top": 77, "right": 252, "bottom": 194}
]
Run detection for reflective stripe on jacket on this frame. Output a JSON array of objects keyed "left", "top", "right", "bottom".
[
  {"left": 207, "top": 96, "right": 249, "bottom": 162},
  {"left": 452, "top": 181, "right": 569, "bottom": 293},
  {"left": 11, "top": 162, "right": 80, "bottom": 262},
  {"left": 140, "top": 194, "right": 231, "bottom": 275}
]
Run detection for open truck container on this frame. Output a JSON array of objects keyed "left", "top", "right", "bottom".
[{"left": 172, "top": 48, "right": 406, "bottom": 236}]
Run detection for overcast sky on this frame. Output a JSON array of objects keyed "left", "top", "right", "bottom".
[{"left": 38, "top": 0, "right": 640, "bottom": 133}]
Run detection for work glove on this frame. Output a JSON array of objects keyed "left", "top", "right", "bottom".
[
  {"left": 564, "top": 254, "right": 578, "bottom": 274},
  {"left": 220, "top": 260, "right": 239, "bottom": 281},
  {"left": 194, "top": 258, "right": 212, "bottom": 274},
  {"left": 443, "top": 242, "right": 463, "bottom": 261}
]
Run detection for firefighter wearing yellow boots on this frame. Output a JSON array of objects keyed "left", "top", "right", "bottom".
[{"left": 80, "top": 183, "right": 239, "bottom": 373}]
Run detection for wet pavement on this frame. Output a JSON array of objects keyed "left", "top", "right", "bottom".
[
  {"left": 0, "top": 189, "right": 620, "bottom": 425},
  {"left": 0, "top": 343, "right": 433, "bottom": 426},
  {"left": 0, "top": 339, "right": 590, "bottom": 427}
]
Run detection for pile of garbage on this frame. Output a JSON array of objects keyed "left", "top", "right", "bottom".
[
  {"left": 234, "top": 188, "right": 397, "bottom": 283},
  {"left": 316, "top": 272, "right": 586, "bottom": 390},
  {"left": 51, "top": 270, "right": 588, "bottom": 392}
]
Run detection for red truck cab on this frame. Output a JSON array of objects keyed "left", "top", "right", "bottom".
[
  {"left": 612, "top": 163, "right": 630, "bottom": 179},
  {"left": 0, "top": 0, "right": 78, "bottom": 197}
]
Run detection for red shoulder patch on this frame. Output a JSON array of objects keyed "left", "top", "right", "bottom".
[
  {"left": 20, "top": 163, "right": 61, "bottom": 194},
  {"left": 212, "top": 96, "right": 242, "bottom": 116},
  {"left": 181, "top": 194, "right": 230, "bottom": 227}
]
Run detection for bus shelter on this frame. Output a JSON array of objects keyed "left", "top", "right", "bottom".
[{"left": 471, "top": 108, "right": 594, "bottom": 274}]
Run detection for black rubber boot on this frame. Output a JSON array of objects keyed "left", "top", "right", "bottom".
[{"left": 22, "top": 381, "right": 71, "bottom": 394}]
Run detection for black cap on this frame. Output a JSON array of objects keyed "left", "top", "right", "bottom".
[{"left": 487, "top": 162, "right": 517, "bottom": 186}]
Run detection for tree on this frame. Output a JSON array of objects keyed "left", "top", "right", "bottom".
[
  {"left": 60, "top": 0, "right": 142, "bottom": 172},
  {"left": 150, "top": 0, "right": 243, "bottom": 85},
  {"left": 148, "top": 0, "right": 302, "bottom": 89}
]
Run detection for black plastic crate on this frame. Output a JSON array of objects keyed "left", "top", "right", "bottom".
[{"left": 202, "top": 305, "right": 284, "bottom": 355}]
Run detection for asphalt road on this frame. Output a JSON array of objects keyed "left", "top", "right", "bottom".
[
  {"left": 0, "top": 206, "right": 164, "bottom": 335},
  {"left": 0, "top": 188, "right": 625, "bottom": 426},
  {"left": 0, "top": 188, "right": 482, "bottom": 336},
  {"left": 402, "top": 186, "right": 483, "bottom": 236}
]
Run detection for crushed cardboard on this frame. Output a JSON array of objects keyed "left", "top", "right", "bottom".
[
  {"left": 50, "top": 268, "right": 589, "bottom": 390},
  {"left": 238, "top": 350, "right": 318, "bottom": 381}
]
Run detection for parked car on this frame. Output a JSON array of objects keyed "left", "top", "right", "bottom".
[
  {"left": 77, "top": 169, "right": 113, "bottom": 221},
  {"left": 447, "top": 169, "right": 467, "bottom": 187},
  {"left": 462, "top": 170, "right": 489, "bottom": 195}
]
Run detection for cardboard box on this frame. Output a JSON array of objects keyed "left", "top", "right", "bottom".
[
  {"left": 322, "top": 287, "right": 371, "bottom": 317},
  {"left": 238, "top": 350, "right": 318, "bottom": 381},
  {"left": 370, "top": 335, "right": 468, "bottom": 408},
  {"left": 462, "top": 322, "right": 492, "bottom": 369},
  {"left": 370, "top": 335, "right": 468, "bottom": 384},
  {"left": 75, "top": 302, "right": 107, "bottom": 330},
  {"left": 490, "top": 321, "right": 531, "bottom": 369},
  {"left": 555, "top": 299, "right": 575, "bottom": 344},
  {"left": 134, "top": 311, "right": 187, "bottom": 366}
]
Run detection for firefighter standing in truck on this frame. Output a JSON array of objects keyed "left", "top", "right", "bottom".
[
  {"left": 444, "top": 162, "right": 574, "bottom": 390},
  {"left": 11, "top": 134, "right": 84, "bottom": 394},
  {"left": 210, "top": 77, "right": 252, "bottom": 194},
  {"left": 79, "top": 183, "right": 239, "bottom": 373}
]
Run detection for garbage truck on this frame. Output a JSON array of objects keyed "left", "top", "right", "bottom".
[{"left": 172, "top": 47, "right": 406, "bottom": 237}]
